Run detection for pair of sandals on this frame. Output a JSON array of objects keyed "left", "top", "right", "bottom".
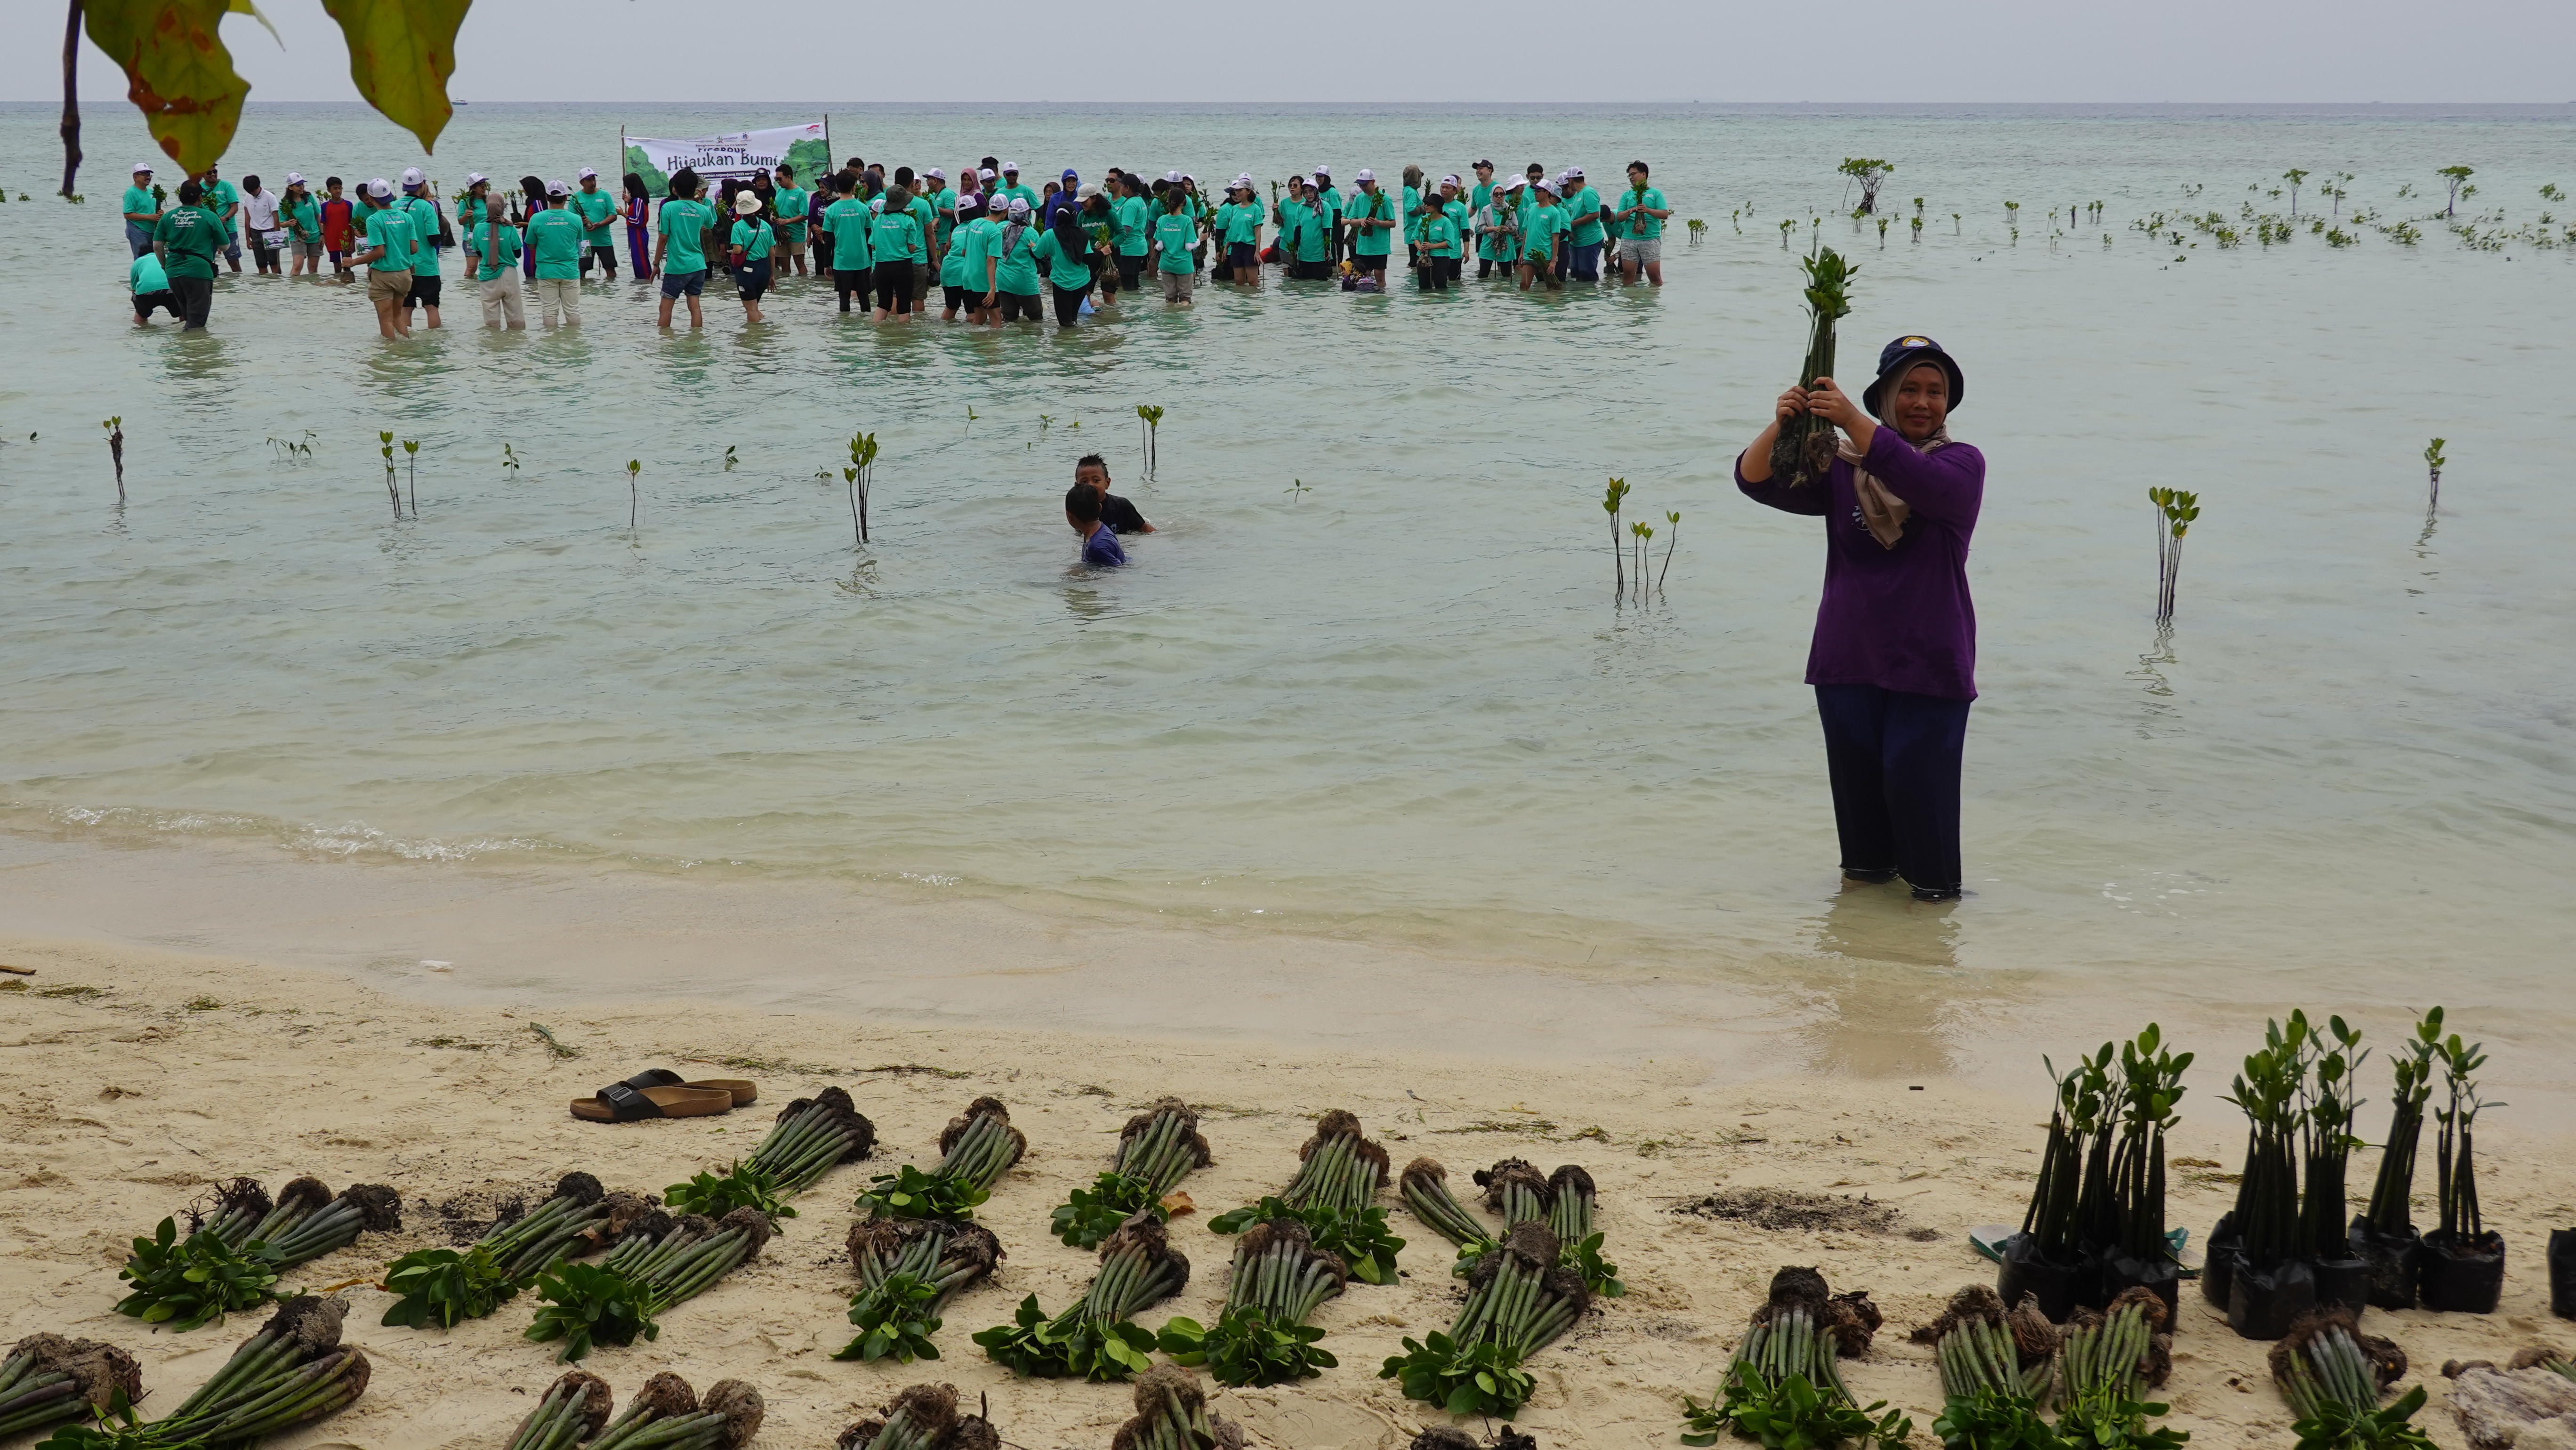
[{"left": 571, "top": 1069, "right": 758, "bottom": 1123}]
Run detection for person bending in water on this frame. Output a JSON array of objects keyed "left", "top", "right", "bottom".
[
  {"left": 1066, "top": 483, "right": 1128, "bottom": 568},
  {"left": 1735, "top": 336, "right": 1984, "bottom": 902},
  {"left": 1074, "top": 454, "right": 1156, "bottom": 535}
]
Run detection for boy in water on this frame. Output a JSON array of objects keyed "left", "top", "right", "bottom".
[
  {"left": 1066, "top": 483, "right": 1128, "bottom": 568},
  {"left": 320, "top": 177, "right": 355, "bottom": 279},
  {"left": 1074, "top": 454, "right": 1155, "bottom": 535}
]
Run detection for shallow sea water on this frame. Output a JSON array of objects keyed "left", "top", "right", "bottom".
[{"left": 2, "top": 102, "right": 2572, "bottom": 1038}]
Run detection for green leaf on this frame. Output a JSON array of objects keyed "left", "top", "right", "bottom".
[
  {"left": 83, "top": 0, "right": 251, "bottom": 175},
  {"left": 317, "top": 0, "right": 467, "bottom": 153}
]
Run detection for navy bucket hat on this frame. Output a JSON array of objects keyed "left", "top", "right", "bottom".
[{"left": 1863, "top": 335, "right": 1965, "bottom": 416}]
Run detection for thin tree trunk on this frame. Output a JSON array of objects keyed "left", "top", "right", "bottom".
[{"left": 59, "top": 0, "right": 83, "bottom": 199}]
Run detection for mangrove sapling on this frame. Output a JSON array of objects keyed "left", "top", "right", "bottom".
[
  {"left": 973, "top": 1212, "right": 1190, "bottom": 1381},
  {"left": 1111, "top": 1366, "right": 1249, "bottom": 1450},
  {"left": 1053, "top": 1097, "right": 1212, "bottom": 1248},
  {"left": 1158, "top": 1215, "right": 1346, "bottom": 1386},
  {"left": 834, "top": 1383, "right": 1002, "bottom": 1450},
  {"left": 584, "top": 1375, "right": 765, "bottom": 1450},
  {"left": 500, "top": 1371, "right": 612, "bottom": 1450},
  {"left": 2439, "top": 167, "right": 2473, "bottom": 218},
  {"left": 2055, "top": 1289, "right": 2175, "bottom": 1411},
  {"left": 1779, "top": 218, "right": 1795, "bottom": 249},
  {"left": 722, "top": 445, "right": 737, "bottom": 472},
  {"left": 1768, "top": 246, "right": 1856, "bottom": 490},
  {"left": 2300, "top": 1018, "right": 2372, "bottom": 1312},
  {"left": 838, "top": 1217, "right": 1004, "bottom": 1362},
  {"left": 1877, "top": 217, "right": 1889, "bottom": 248},
  {"left": 2103, "top": 1026, "right": 2194, "bottom": 1306},
  {"left": 1838, "top": 158, "right": 1894, "bottom": 216},
  {"left": 402, "top": 438, "right": 419, "bottom": 513},
  {"left": 118, "top": 1178, "right": 399, "bottom": 1329},
  {"left": 2001, "top": 1051, "right": 2107, "bottom": 1320},
  {"left": 382, "top": 433, "right": 400, "bottom": 518},
  {"left": 1602, "top": 478, "right": 1630, "bottom": 596},
  {"left": 2148, "top": 488, "right": 2200, "bottom": 626},
  {"left": 378, "top": 1244, "right": 519, "bottom": 1330},
  {"left": 1542, "top": 1163, "right": 1626, "bottom": 1297},
  {"left": 2423, "top": 439, "right": 2444, "bottom": 511},
  {"left": 1631, "top": 522, "right": 1654, "bottom": 601},
  {"left": 1659, "top": 511, "right": 1682, "bottom": 588},
  {"left": 239, "top": 1178, "right": 402, "bottom": 1270},
  {"left": 114, "top": 1220, "right": 282, "bottom": 1331},
  {"left": 0, "top": 1336, "right": 141, "bottom": 1440},
  {"left": 2269, "top": 1310, "right": 2421, "bottom": 1450},
  {"left": 102, "top": 417, "right": 123, "bottom": 501},
  {"left": 604, "top": 1207, "right": 772, "bottom": 1309},
  {"left": 1689, "top": 218, "right": 1708, "bottom": 244},
  {"left": 523, "top": 1260, "right": 665, "bottom": 1363},
  {"left": 1930, "top": 1389, "right": 2059, "bottom": 1450},
  {"left": 741, "top": 1086, "right": 877, "bottom": 1195},
  {"left": 1916, "top": 1285, "right": 2057, "bottom": 1402},
  {"left": 1382, "top": 1223, "right": 1593, "bottom": 1419},
  {"left": 57, "top": 1296, "right": 373, "bottom": 1450},
  {"left": 845, "top": 431, "right": 878, "bottom": 544},
  {"left": 1135, "top": 404, "right": 1164, "bottom": 480},
  {"left": 626, "top": 459, "right": 640, "bottom": 529},
  {"left": 2420, "top": 1022, "right": 2504, "bottom": 1312},
  {"left": 2354, "top": 1015, "right": 2439, "bottom": 1308},
  {"left": 2285, "top": 169, "right": 2309, "bottom": 217}
]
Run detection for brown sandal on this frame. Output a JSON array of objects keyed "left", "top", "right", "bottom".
[
  {"left": 570, "top": 1080, "right": 734, "bottom": 1122},
  {"left": 624, "top": 1067, "right": 757, "bottom": 1107}
]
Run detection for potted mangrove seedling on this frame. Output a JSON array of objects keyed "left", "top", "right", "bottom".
[
  {"left": 1998, "top": 1048, "right": 2108, "bottom": 1320},
  {"left": 2099, "top": 1027, "right": 2192, "bottom": 1309},
  {"left": 2417, "top": 1023, "right": 2504, "bottom": 1313},
  {"left": 2219, "top": 1016, "right": 2314, "bottom": 1339},
  {"left": 2300, "top": 1019, "right": 2372, "bottom": 1314},
  {"left": 2551, "top": 1226, "right": 2576, "bottom": 1321},
  {"left": 2351, "top": 1012, "right": 2439, "bottom": 1309}
]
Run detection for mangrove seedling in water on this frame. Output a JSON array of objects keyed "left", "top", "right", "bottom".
[
  {"left": 722, "top": 445, "right": 737, "bottom": 472},
  {"left": 2283, "top": 169, "right": 2309, "bottom": 217},
  {"left": 2437, "top": 167, "right": 2473, "bottom": 217},
  {"left": 845, "top": 432, "right": 878, "bottom": 545},
  {"left": 2148, "top": 487, "right": 2199, "bottom": 625},
  {"left": 102, "top": 417, "right": 124, "bottom": 501},
  {"left": 1687, "top": 218, "right": 1707, "bottom": 243},
  {"left": 1602, "top": 477, "right": 1631, "bottom": 596},
  {"left": 1837, "top": 158, "right": 1894, "bottom": 215},
  {"left": 1659, "top": 511, "right": 1681, "bottom": 588},
  {"left": 626, "top": 459, "right": 640, "bottom": 529},
  {"left": 1876, "top": 217, "right": 1889, "bottom": 248},
  {"left": 1630, "top": 522, "right": 1654, "bottom": 602},
  {"left": 266, "top": 431, "right": 316, "bottom": 462},
  {"left": 1283, "top": 477, "right": 1310, "bottom": 503},
  {"left": 380, "top": 432, "right": 400, "bottom": 519},
  {"left": 1769, "top": 246, "right": 1856, "bottom": 489},
  {"left": 1135, "top": 404, "right": 1164, "bottom": 480},
  {"left": 1953, "top": 211, "right": 1962, "bottom": 234},
  {"left": 402, "top": 439, "right": 420, "bottom": 514},
  {"left": 2423, "top": 438, "right": 2445, "bottom": 511},
  {"left": 1778, "top": 218, "right": 1794, "bottom": 249}
]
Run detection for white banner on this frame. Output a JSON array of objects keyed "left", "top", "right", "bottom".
[{"left": 621, "top": 123, "right": 831, "bottom": 198}]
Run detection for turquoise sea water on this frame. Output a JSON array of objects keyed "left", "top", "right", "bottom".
[{"left": 1, "top": 102, "right": 2572, "bottom": 1011}]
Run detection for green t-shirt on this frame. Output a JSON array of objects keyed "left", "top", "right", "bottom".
[
  {"left": 469, "top": 220, "right": 522, "bottom": 281},
  {"left": 1031, "top": 229, "right": 1093, "bottom": 289},
  {"left": 1315, "top": 186, "right": 1342, "bottom": 227},
  {"left": 1151, "top": 210, "right": 1197, "bottom": 272},
  {"left": 1471, "top": 181, "right": 1494, "bottom": 215},
  {"left": 926, "top": 187, "right": 957, "bottom": 246},
  {"left": 1401, "top": 185, "right": 1422, "bottom": 242},
  {"left": 941, "top": 216, "right": 981, "bottom": 286},
  {"left": 287, "top": 195, "right": 319, "bottom": 242},
  {"left": 361, "top": 204, "right": 418, "bottom": 272},
  {"left": 203, "top": 179, "right": 240, "bottom": 238},
  {"left": 1220, "top": 201, "right": 1261, "bottom": 246},
  {"left": 906, "top": 196, "right": 936, "bottom": 259},
  {"left": 122, "top": 185, "right": 161, "bottom": 224},
  {"left": 1348, "top": 188, "right": 1394, "bottom": 256},
  {"left": 1115, "top": 195, "right": 1151, "bottom": 256},
  {"left": 153, "top": 206, "right": 222, "bottom": 279},
  {"left": 990, "top": 222, "right": 1040, "bottom": 295},
  {"left": 1421, "top": 212, "right": 1462, "bottom": 258},
  {"left": 130, "top": 252, "right": 169, "bottom": 294},
  {"left": 822, "top": 198, "right": 869, "bottom": 269},
  {"left": 657, "top": 198, "right": 714, "bottom": 273},
  {"left": 1521, "top": 201, "right": 1570, "bottom": 254},
  {"left": 998, "top": 183, "right": 1040, "bottom": 213},
  {"left": 397, "top": 195, "right": 443, "bottom": 275},
  {"left": 871, "top": 210, "right": 922, "bottom": 266},
  {"left": 1564, "top": 185, "right": 1605, "bottom": 246},
  {"left": 1278, "top": 200, "right": 1328, "bottom": 262},
  {"left": 528, "top": 207, "right": 586, "bottom": 278},
  {"left": 1618, "top": 185, "right": 1667, "bottom": 239},
  {"left": 773, "top": 186, "right": 810, "bottom": 235},
  {"left": 731, "top": 217, "right": 773, "bottom": 261},
  {"left": 1478, "top": 201, "right": 1519, "bottom": 259},
  {"left": 570, "top": 187, "right": 618, "bottom": 241}
]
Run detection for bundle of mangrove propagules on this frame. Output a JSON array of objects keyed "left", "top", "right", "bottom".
[
  {"left": 1380, "top": 1222, "right": 1591, "bottom": 1419},
  {"left": 117, "top": 1178, "right": 402, "bottom": 1331},
  {"left": 569, "top": 1374, "right": 764, "bottom": 1450},
  {"left": 527, "top": 1208, "right": 772, "bottom": 1362},
  {"left": 833, "top": 1383, "right": 999, "bottom": 1450},
  {"left": 1765, "top": 245, "right": 1855, "bottom": 489},
  {"left": 604, "top": 1208, "right": 771, "bottom": 1308},
  {"left": 56, "top": 1297, "right": 370, "bottom": 1450},
  {"left": 196, "top": 1177, "right": 402, "bottom": 1271},
  {"left": 500, "top": 1371, "right": 612, "bottom": 1450},
  {"left": 1158, "top": 1216, "right": 1346, "bottom": 1386},
  {"left": 1109, "top": 1366, "right": 1247, "bottom": 1450},
  {"left": 1400, "top": 1158, "right": 1497, "bottom": 1260},
  {"left": 1914, "top": 1285, "right": 2057, "bottom": 1402},
  {"left": 2270, "top": 1309, "right": 2418, "bottom": 1450},
  {"left": 1682, "top": 1268, "right": 1900, "bottom": 1449},
  {"left": 384, "top": 1174, "right": 623, "bottom": 1330},
  {"left": 1448, "top": 1160, "right": 1622, "bottom": 1295},
  {"left": 1208, "top": 1117, "right": 1406, "bottom": 1284},
  {"left": 1282, "top": 1111, "right": 1390, "bottom": 1211},
  {"left": 741, "top": 1087, "right": 877, "bottom": 1195},
  {"left": 0, "top": 1336, "right": 141, "bottom": 1440},
  {"left": 837, "top": 1218, "right": 1006, "bottom": 1363},
  {"left": 974, "top": 1212, "right": 1191, "bottom": 1381},
  {"left": 857, "top": 1098, "right": 1029, "bottom": 1223},
  {"left": 2057, "top": 1288, "right": 2174, "bottom": 1405},
  {"left": 1053, "top": 1098, "right": 1213, "bottom": 1249}
]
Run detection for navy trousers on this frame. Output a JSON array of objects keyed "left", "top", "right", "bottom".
[{"left": 1814, "top": 684, "right": 1971, "bottom": 895}]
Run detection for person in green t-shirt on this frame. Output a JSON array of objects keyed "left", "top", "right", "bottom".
[
  {"left": 151, "top": 180, "right": 224, "bottom": 330},
  {"left": 653, "top": 168, "right": 716, "bottom": 329},
  {"left": 772, "top": 164, "right": 812, "bottom": 278},
  {"left": 1345, "top": 170, "right": 1396, "bottom": 285},
  {"left": 528, "top": 183, "right": 587, "bottom": 327},
  {"left": 129, "top": 244, "right": 178, "bottom": 325},
  {"left": 349, "top": 180, "right": 418, "bottom": 338},
  {"left": 200, "top": 165, "right": 242, "bottom": 271},
  {"left": 396, "top": 170, "right": 448, "bottom": 329},
  {"left": 938, "top": 193, "right": 987, "bottom": 322},
  {"left": 1615, "top": 161, "right": 1671, "bottom": 287},
  {"left": 572, "top": 169, "right": 620, "bottom": 279},
  {"left": 122, "top": 163, "right": 163, "bottom": 258},
  {"left": 1148, "top": 193, "right": 1198, "bottom": 306},
  {"left": 1517, "top": 179, "right": 1570, "bottom": 292},
  {"left": 1417, "top": 201, "right": 1462, "bottom": 293},
  {"left": 1274, "top": 178, "right": 1330, "bottom": 280},
  {"left": 821, "top": 177, "right": 871, "bottom": 314},
  {"left": 725, "top": 190, "right": 774, "bottom": 324},
  {"left": 1311, "top": 167, "right": 1344, "bottom": 264},
  {"left": 986, "top": 198, "right": 1043, "bottom": 324},
  {"left": 995, "top": 163, "right": 1040, "bottom": 216},
  {"left": 1030, "top": 209, "right": 1095, "bottom": 328},
  {"left": 869, "top": 187, "right": 923, "bottom": 322},
  {"left": 470, "top": 211, "right": 524, "bottom": 329},
  {"left": 1560, "top": 167, "right": 1606, "bottom": 282},
  {"left": 1477, "top": 179, "right": 1521, "bottom": 277},
  {"left": 282, "top": 175, "right": 321, "bottom": 276},
  {"left": 1112, "top": 178, "right": 1152, "bottom": 295}
]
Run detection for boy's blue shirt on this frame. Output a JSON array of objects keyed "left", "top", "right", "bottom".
[{"left": 1081, "top": 523, "right": 1128, "bottom": 567}]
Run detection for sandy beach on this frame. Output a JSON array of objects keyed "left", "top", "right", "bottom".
[{"left": 4, "top": 917, "right": 2571, "bottom": 1450}]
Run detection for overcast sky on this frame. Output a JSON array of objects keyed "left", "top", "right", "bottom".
[{"left": 8, "top": 0, "right": 2573, "bottom": 105}]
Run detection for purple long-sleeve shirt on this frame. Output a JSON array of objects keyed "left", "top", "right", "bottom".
[{"left": 1736, "top": 424, "right": 1985, "bottom": 701}]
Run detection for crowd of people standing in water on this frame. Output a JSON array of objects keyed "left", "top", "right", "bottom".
[{"left": 120, "top": 151, "right": 1674, "bottom": 333}]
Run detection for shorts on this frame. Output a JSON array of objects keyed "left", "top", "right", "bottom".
[
  {"left": 404, "top": 275, "right": 443, "bottom": 308},
  {"left": 1353, "top": 249, "right": 1390, "bottom": 272},
  {"left": 997, "top": 290, "right": 1042, "bottom": 322},
  {"left": 776, "top": 224, "right": 805, "bottom": 253},
  {"left": 733, "top": 258, "right": 771, "bottom": 302},
  {"left": 943, "top": 284, "right": 970, "bottom": 311},
  {"left": 251, "top": 240, "right": 279, "bottom": 268},
  {"left": 290, "top": 235, "right": 322, "bottom": 260},
  {"left": 873, "top": 260, "right": 916, "bottom": 312},
  {"left": 1159, "top": 267, "right": 1194, "bottom": 301},
  {"left": 1227, "top": 242, "right": 1257, "bottom": 270},
  {"left": 132, "top": 290, "right": 179, "bottom": 321},
  {"left": 221, "top": 239, "right": 241, "bottom": 262},
  {"left": 1288, "top": 259, "right": 1333, "bottom": 281},
  {"left": 1116, "top": 253, "right": 1144, "bottom": 290},
  {"left": 1623, "top": 237, "right": 1663, "bottom": 265},
  {"left": 367, "top": 267, "right": 414, "bottom": 303},
  {"left": 660, "top": 268, "right": 708, "bottom": 298}
]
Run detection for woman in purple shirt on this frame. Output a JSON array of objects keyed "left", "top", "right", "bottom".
[{"left": 1736, "top": 336, "right": 1983, "bottom": 901}]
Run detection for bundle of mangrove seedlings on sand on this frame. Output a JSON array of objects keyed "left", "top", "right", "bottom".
[
  {"left": 1999, "top": 1026, "right": 2192, "bottom": 1321},
  {"left": 383, "top": 1174, "right": 637, "bottom": 1329},
  {"left": 856, "top": 1098, "right": 1029, "bottom": 1224},
  {"left": 0, "top": 1336, "right": 141, "bottom": 1440},
  {"left": 1916, "top": 1285, "right": 2058, "bottom": 1403},
  {"left": 833, "top": 1383, "right": 999, "bottom": 1450},
  {"left": 1110, "top": 1366, "right": 1247, "bottom": 1450},
  {"left": 1382, "top": 1222, "right": 1592, "bottom": 1419},
  {"left": 2050, "top": 1289, "right": 2182, "bottom": 1450},
  {"left": 2206, "top": 1012, "right": 2376, "bottom": 1337},
  {"left": 506, "top": 1373, "right": 763, "bottom": 1450},
  {"left": 525, "top": 1208, "right": 773, "bottom": 1361},
  {"left": 117, "top": 1177, "right": 402, "bottom": 1330},
  {"left": 1403, "top": 1157, "right": 1624, "bottom": 1296},
  {"left": 1682, "top": 1268, "right": 1901, "bottom": 1449},
  {"left": 838, "top": 1217, "right": 1006, "bottom": 1363},
  {"left": 974, "top": 1211, "right": 1191, "bottom": 1381},
  {"left": 1053, "top": 1098, "right": 1212, "bottom": 1249},
  {"left": 42, "top": 1297, "right": 370, "bottom": 1450},
  {"left": 2269, "top": 1310, "right": 2428, "bottom": 1450},
  {"left": 1158, "top": 1213, "right": 1347, "bottom": 1386},
  {"left": 745, "top": 1087, "right": 877, "bottom": 1195},
  {"left": 1207, "top": 1112, "right": 1405, "bottom": 1284}
]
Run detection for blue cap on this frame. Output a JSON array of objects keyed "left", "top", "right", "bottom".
[
  {"left": 1864, "top": 335, "right": 1964, "bottom": 415},
  {"left": 1062, "top": 168, "right": 1078, "bottom": 180}
]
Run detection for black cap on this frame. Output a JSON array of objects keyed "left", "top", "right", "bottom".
[{"left": 1863, "top": 335, "right": 1964, "bottom": 415}]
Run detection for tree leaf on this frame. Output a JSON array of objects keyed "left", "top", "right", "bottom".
[
  {"left": 317, "top": 0, "right": 468, "bottom": 152},
  {"left": 228, "top": 0, "right": 283, "bottom": 48},
  {"left": 85, "top": 0, "right": 251, "bottom": 175}
]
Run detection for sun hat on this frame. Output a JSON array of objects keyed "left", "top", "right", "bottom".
[
  {"left": 1355, "top": 169, "right": 1375, "bottom": 184},
  {"left": 735, "top": 191, "right": 764, "bottom": 214},
  {"left": 1504, "top": 177, "right": 1527, "bottom": 192},
  {"left": 1862, "top": 335, "right": 1966, "bottom": 415},
  {"left": 401, "top": 167, "right": 425, "bottom": 187},
  {"left": 133, "top": 161, "right": 153, "bottom": 174}
]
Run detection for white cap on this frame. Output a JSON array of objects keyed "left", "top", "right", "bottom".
[
  {"left": 1565, "top": 165, "right": 1584, "bottom": 177},
  {"left": 1535, "top": 178, "right": 1559, "bottom": 194},
  {"left": 1234, "top": 173, "right": 1254, "bottom": 186},
  {"left": 464, "top": 171, "right": 484, "bottom": 185},
  {"left": 547, "top": 178, "right": 568, "bottom": 196},
  {"left": 735, "top": 191, "right": 763, "bottom": 214},
  {"left": 1165, "top": 170, "right": 1183, "bottom": 184},
  {"left": 926, "top": 167, "right": 946, "bottom": 180},
  {"left": 1315, "top": 164, "right": 1333, "bottom": 176},
  {"left": 1077, "top": 183, "right": 1099, "bottom": 200},
  {"left": 579, "top": 166, "right": 598, "bottom": 180},
  {"left": 285, "top": 171, "right": 305, "bottom": 185},
  {"left": 979, "top": 167, "right": 996, "bottom": 180},
  {"left": 1002, "top": 161, "right": 1022, "bottom": 172},
  {"left": 133, "top": 161, "right": 154, "bottom": 174},
  {"left": 1008, "top": 197, "right": 1030, "bottom": 216},
  {"left": 1441, "top": 174, "right": 1461, "bottom": 187},
  {"left": 366, "top": 177, "right": 393, "bottom": 198},
  {"left": 869, "top": 197, "right": 885, "bottom": 212},
  {"left": 401, "top": 167, "right": 425, "bottom": 186},
  {"left": 1505, "top": 177, "right": 1527, "bottom": 192},
  {"left": 1355, "top": 169, "right": 1375, "bottom": 183}
]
